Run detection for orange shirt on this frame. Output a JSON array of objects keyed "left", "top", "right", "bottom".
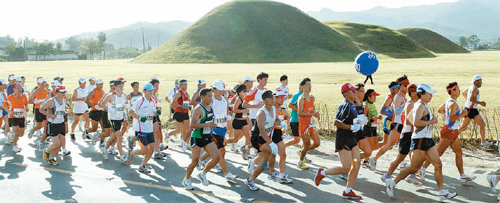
[
  {"left": 34, "top": 88, "right": 48, "bottom": 109},
  {"left": 174, "top": 90, "right": 189, "bottom": 113},
  {"left": 4, "top": 94, "right": 28, "bottom": 118},
  {"left": 298, "top": 96, "right": 314, "bottom": 126},
  {"left": 90, "top": 89, "right": 104, "bottom": 111}
]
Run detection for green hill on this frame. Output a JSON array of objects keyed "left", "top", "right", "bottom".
[
  {"left": 398, "top": 28, "right": 470, "bottom": 53},
  {"left": 325, "top": 21, "right": 435, "bottom": 58},
  {"left": 133, "top": 0, "right": 361, "bottom": 63}
]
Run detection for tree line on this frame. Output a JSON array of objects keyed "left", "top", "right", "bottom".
[{"left": 458, "top": 35, "right": 500, "bottom": 50}]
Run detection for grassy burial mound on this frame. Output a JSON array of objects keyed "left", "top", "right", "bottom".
[
  {"left": 398, "top": 28, "right": 470, "bottom": 53},
  {"left": 325, "top": 21, "right": 435, "bottom": 58},
  {"left": 134, "top": 0, "right": 361, "bottom": 63}
]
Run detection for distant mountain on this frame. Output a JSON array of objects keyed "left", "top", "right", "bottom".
[
  {"left": 308, "top": 0, "right": 500, "bottom": 42},
  {"left": 59, "top": 21, "right": 191, "bottom": 49}
]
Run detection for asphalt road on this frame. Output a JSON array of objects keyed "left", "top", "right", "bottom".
[{"left": 0, "top": 123, "right": 499, "bottom": 202}]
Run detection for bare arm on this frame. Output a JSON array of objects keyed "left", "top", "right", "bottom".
[
  {"left": 170, "top": 92, "right": 181, "bottom": 109},
  {"left": 257, "top": 111, "right": 272, "bottom": 143},
  {"left": 412, "top": 104, "right": 437, "bottom": 127},
  {"left": 242, "top": 100, "right": 262, "bottom": 109},
  {"left": 190, "top": 106, "right": 217, "bottom": 129},
  {"left": 40, "top": 99, "right": 55, "bottom": 120},
  {"left": 288, "top": 102, "right": 297, "bottom": 111},
  {"left": 448, "top": 102, "right": 468, "bottom": 122},
  {"left": 334, "top": 120, "right": 351, "bottom": 130},
  {"left": 85, "top": 90, "right": 95, "bottom": 106},
  {"left": 98, "top": 94, "right": 112, "bottom": 110},
  {"left": 437, "top": 103, "right": 446, "bottom": 115},
  {"left": 190, "top": 92, "right": 199, "bottom": 106},
  {"left": 28, "top": 89, "right": 37, "bottom": 104}
]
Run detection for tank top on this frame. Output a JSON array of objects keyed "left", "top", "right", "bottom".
[
  {"left": 464, "top": 85, "right": 479, "bottom": 109},
  {"left": 191, "top": 104, "right": 214, "bottom": 139},
  {"left": 48, "top": 97, "right": 66, "bottom": 124},
  {"left": 252, "top": 106, "right": 276, "bottom": 138},
  {"left": 234, "top": 97, "right": 246, "bottom": 119},
  {"left": 108, "top": 93, "right": 127, "bottom": 120},
  {"left": 194, "top": 89, "right": 201, "bottom": 103},
  {"left": 365, "top": 101, "right": 378, "bottom": 127},
  {"left": 412, "top": 101, "right": 433, "bottom": 139},
  {"left": 445, "top": 98, "right": 461, "bottom": 130},
  {"left": 354, "top": 100, "right": 364, "bottom": 116},
  {"left": 392, "top": 93, "right": 406, "bottom": 124},
  {"left": 298, "top": 96, "right": 314, "bottom": 127},
  {"left": 402, "top": 100, "right": 415, "bottom": 133},
  {"left": 129, "top": 91, "right": 143, "bottom": 106},
  {"left": 274, "top": 107, "right": 285, "bottom": 130},
  {"left": 175, "top": 90, "right": 189, "bottom": 113},
  {"left": 212, "top": 95, "right": 228, "bottom": 128},
  {"left": 90, "top": 89, "right": 104, "bottom": 111},
  {"left": 74, "top": 87, "right": 89, "bottom": 113},
  {"left": 34, "top": 88, "right": 48, "bottom": 109}
]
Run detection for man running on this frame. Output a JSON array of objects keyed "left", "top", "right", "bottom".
[
  {"left": 285, "top": 81, "right": 303, "bottom": 148},
  {"left": 40, "top": 86, "right": 69, "bottom": 166},
  {"left": 126, "top": 81, "right": 142, "bottom": 149},
  {"left": 314, "top": 83, "right": 362, "bottom": 200},
  {"left": 370, "top": 76, "right": 409, "bottom": 168},
  {"left": 83, "top": 79, "right": 112, "bottom": 153},
  {"left": 297, "top": 78, "right": 320, "bottom": 170},
  {"left": 245, "top": 90, "right": 279, "bottom": 191},
  {"left": 4, "top": 84, "right": 29, "bottom": 153},
  {"left": 126, "top": 83, "right": 157, "bottom": 173},
  {"left": 243, "top": 73, "right": 268, "bottom": 158},
  {"left": 71, "top": 78, "right": 90, "bottom": 140},
  {"left": 0, "top": 79, "right": 8, "bottom": 137},
  {"left": 379, "top": 81, "right": 399, "bottom": 148},
  {"left": 460, "top": 75, "right": 490, "bottom": 148},
  {"left": 385, "top": 84, "right": 457, "bottom": 201},
  {"left": 28, "top": 78, "right": 49, "bottom": 141},
  {"left": 165, "top": 79, "right": 179, "bottom": 115},
  {"left": 420, "top": 82, "right": 476, "bottom": 183},
  {"left": 168, "top": 79, "right": 191, "bottom": 152},
  {"left": 182, "top": 88, "right": 220, "bottom": 190},
  {"left": 190, "top": 79, "right": 206, "bottom": 105},
  {"left": 150, "top": 78, "right": 167, "bottom": 159},
  {"left": 353, "top": 83, "right": 374, "bottom": 171}
]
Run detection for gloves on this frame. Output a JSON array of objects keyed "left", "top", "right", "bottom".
[
  {"left": 350, "top": 124, "right": 361, "bottom": 132},
  {"left": 269, "top": 142, "right": 278, "bottom": 156},
  {"left": 156, "top": 109, "right": 162, "bottom": 116},
  {"left": 354, "top": 115, "right": 368, "bottom": 126},
  {"left": 140, "top": 117, "right": 148, "bottom": 122}
]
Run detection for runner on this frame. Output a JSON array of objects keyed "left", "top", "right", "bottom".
[
  {"left": 385, "top": 84, "right": 457, "bottom": 201},
  {"left": 362, "top": 89, "right": 381, "bottom": 166},
  {"left": 40, "top": 85, "right": 69, "bottom": 166},
  {"left": 4, "top": 83, "right": 29, "bottom": 152},
  {"left": 245, "top": 90, "right": 279, "bottom": 191},
  {"left": 28, "top": 78, "right": 49, "bottom": 141},
  {"left": 126, "top": 83, "right": 157, "bottom": 173},
  {"left": 314, "top": 83, "right": 362, "bottom": 200},
  {"left": 381, "top": 84, "right": 422, "bottom": 186},
  {"left": 182, "top": 88, "right": 220, "bottom": 190},
  {"left": 190, "top": 79, "right": 206, "bottom": 105},
  {"left": 150, "top": 78, "right": 167, "bottom": 159},
  {"left": 99, "top": 80, "right": 128, "bottom": 162},
  {"left": 165, "top": 79, "right": 180, "bottom": 115},
  {"left": 243, "top": 73, "right": 268, "bottom": 159},
  {"left": 86, "top": 77, "right": 97, "bottom": 94},
  {"left": 226, "top": 84, "right": 253, "bottom": 160},
  {"left": 371, "top": 76, "right": 409, "bottom": 168},
  {"left": 460, "top": 75, "right": 490, "bottom": 148},
  {"left": 420, "top": 82, "right": 476, "bottom": 183},
  {"left": 353, "top": 83, "right": 374, "bottom": 171},
  {"left": 197, "top": 81, "right": 237, "bottom": 181},
  {"left": 267, "top": 89, "right": 293, "bottom": 183},
  {"left": 379, "top": 81, "right": 399, "bottom": 148},
  {"left": 0, "top": 79, "right": 8, "bottom": 137},
  {"left": 168, "top": 79, "right": 191, "bottom": 152},
  {"left": 285, "top": 81, "right": 303, "bottom": 148},
  {"left": 83, "top": 79, "right": 112, "bottom": 154},
  {"left": 71, "top": 78, "right": 90, "bottom": 140},
  {"left": 126, "top": 81, "right": 142, "bottom": 150},
  {"left": 297, "top": 78, "right": 320, "bottom": 170},
  {"left": 243, "top": 76, "right": 254, "bottom": 131}
]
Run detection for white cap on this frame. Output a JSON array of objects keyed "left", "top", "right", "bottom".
[
  {"left": 8, "top": 75, "right": 15, "bottom": 81},
  {"left": 0, "top": 79, "right": 6, "bottom": 84},
  {"left": 212, "top": 80, "right": 225, "bottom": 91},
  {"left": 274, "top": 89, "right": 287, "bottom": 97},
  {"left": 150, "top": 76, "right": 159, "bottom": 80},
  {"left": 51, "top": 80, "right": 61, "bottom": 86},
  {"left": 78, "top": 78, "right": 86, "bottom": 83},
  {"left": 244, "top": 76, "right": 254, "bottom": 82},
  {"left": 15, "top": 76, "right": 22, "bottom": 82},
  {"left": 96, "top": 79, "right": 104, "bottom": 84},
  {"left": 198, "top": 79, "right": 206, "bottom": 85},
  {"left": 417, "top": 84, "right": 436, "bottom": 94},
  {"left": 89, "top": 76, "right": 96, "bottom": 81},
  {"left": 471, "top": 74, "right": 482, "bottom": 83},
  {"left": 37, "top": 78, "right": 46, "bottom": 84}
]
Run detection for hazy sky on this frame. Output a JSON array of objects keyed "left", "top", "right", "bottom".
[{"left": 0, "top": 0, "right": 457, "bottom": 41}]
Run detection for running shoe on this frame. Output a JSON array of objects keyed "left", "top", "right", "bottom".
[
  {"left": 12, "top": 146, "right": 21, "bottom": 153},
  {"left": 43, "top": 149, "right": 50, "bottom": 161},
  {"left": 81, "top": 130, "right": 87, "bottom": 140},
  {"left": 248, "top": 159, "right": 256, "bottom": 173},
  {"left": 494, "top": 168, "right": 500, "bottom": 175},
  {"left": 418, "top": 167, "right": 426, "bottom": 182},
  {"left": 314, "top": 168, "right": 325, "bottom": 186},
  {"left": 127, "top": 136, "right": 135, "bottom": 150},
  {"left": 279, "top": 173, "right": 293, "bottom": 184},
  {"left": 119, "top": 155, "right": 127, "bottom": 162},
  {"left": 268, "top": 171, "right": 278, "bottom": 182},
  {"left": 159, "top": 143, "right": 168, "bottom": 151},
  {"left": 487, "top": 175, "right": 498, "bottom": 192},
  {"left": 342, "top": 190, "right": 362, "bottom": 200},
  {"left": 197, "top": 171, "right": 209, "bottom": 186},
  {"left": 214, "top": 163, "right": 223, "bottom": 173},
  {"left": 225, "top": 172, "right": 237, "bottom": 182},
  {"left": 182, "top": 177, "right": 194, "bottom": 190},
  {"left": 62, "top": 148, "right": 71, "bottom": 156},
  {"left": 197, "top": 160, "right": 207, "bottom": 171},
  {"left": 245, "top": 178, "right": 259, "bottom": 191},
  {"left": 138, "top": 165, "right": 151, "bottom": 173},
  {"left": 406, "top": 175, "right": 423, "bottom": 186},
  {"left": 241, "top": 145, "right": 249, "bottom": 160},
  {"left": 28, "top": 128, "right": 34, "bottom": 139},
  {"left": 49, "top": 159, "right": 59, "bottom": 166},
  {"left": 180, "top": 140, "right": 187, "bottom": 152},
  {"left": 369, "top": 157, "right": 377, "bottom": 171},
  {"left": 386, "top": 179, "right": 396, "bottom": 197},
  {"left": 297, "top": 161, "right": 309, "bottom": 170},
  {"left": 339, "top": 173, "right": 348, "bottom": 180},
  {"left": 438, "top": 190, "right": 457, "bottom": 201},
  {"left": 91, "top": 133, "right": 99, "bottom": 145},
  {"left": 381, "top": 173, "right": 392, "bottom": 183},
  {"left": 460, "top": 174, "right": 476, "bottom": 183},
  {"left": 153, "top": 152, "right": 164, "bottom": 160},
  {"left": 100, "top": 144, "right": 108, "bottom": 160}
]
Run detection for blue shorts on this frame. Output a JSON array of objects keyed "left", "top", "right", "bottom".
[
  {"left": 2, "top": 110, "right": 7, "bottom": 117},
  {"left": 211, "top": 128, "right": 227, "bottom": 137},
  {"left": 135, "top": 131, "right": 155, "bottom": 147},
  {"left": 383, "top": 118, "right": 392, "bottom": 135}
]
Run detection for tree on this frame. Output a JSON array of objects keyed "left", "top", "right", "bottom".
[
  {"left": 0, "top": 35, "right": 16, "bottom": 47},
  {"left": 458, "top": 36, "right": 468, "bottom": 47},
  {"left": 33, "top": 42, "right": 55, "bottom": 60},
  {"left": 97, "top": 32, "right": 107, "bottom": 59},
  {"left": 467, "top": 35, "right": 480, "bottom": 49},
  {"left": 56, "top": 42, "right": 62, "bottom": 54},
  {"left": 79, "top": 38, "right": 100, "bottom": 60},
  {"left": 3, "top": 43, "right": 26, "bottom": 61},
  {"left": 65, "top": 36, "right": 81, "bottom": 52}
]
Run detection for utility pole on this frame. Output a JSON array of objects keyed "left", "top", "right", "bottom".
[
  {"left": 157, "top": 35, "right": 160, "bottom": 48},
  {"left": 141, "top": 27, "right": 146, "bottom": 53}
]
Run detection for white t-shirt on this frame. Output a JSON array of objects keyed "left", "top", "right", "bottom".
[
  {"left": 212, "top": 95, "right": 228, "bottom": 128},
  {"left": 85, "top": 84, "right": 96, "bottom": 95},
  {"left": 131, "top": 96, "right": 156, "bottom": 133},
  {"left": 276, "top": 85, "right": 289, "bottom": 109},
  {"left": 166, "top": 87, "right": 179, "bottom": 103},
  {"left": 245, "top": 86, "right": 266, "bottom": 119}
]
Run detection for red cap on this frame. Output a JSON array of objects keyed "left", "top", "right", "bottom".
[
  {"left": 273, "top": 89, "right": 287, "bottom": 97},
  {"left": 370, "top": 90, "right": 380, "bottom": 96},
  {"left": 117, "top": 77, "right": 126, "bottom": 82},
  {"left": 55, "top": 86, "right": 66, "bottom": 92},
  {"left": 341, "top": 83, "right": 356, "bottom": 94}
]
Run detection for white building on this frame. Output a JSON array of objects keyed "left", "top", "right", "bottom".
[{"left": 27, "top": 51, "right": 82, "bottom": 61}]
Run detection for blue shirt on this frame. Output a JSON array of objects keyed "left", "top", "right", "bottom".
[{"left": 290, "top": 90, "right": 303, "bottom": 123}]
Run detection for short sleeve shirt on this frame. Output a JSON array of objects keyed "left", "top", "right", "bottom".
[
  {"left": 289, "top": 90, "right": 303, "bottom": 123},
  {"left": 131, "top": 97, "right": 156, "bottom": 133},
  {"left": 335, "top": 99, "right": 357, "bottom": 137}
]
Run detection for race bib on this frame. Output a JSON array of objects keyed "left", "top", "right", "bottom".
[
  {"left": 265, "top": 123, "right": 274, "bottom": 135},
  {"left": 203, "top": 121, "right": 213, "bottom": 134},
  {"left": 13, "top": 108, "right": 24, "bottom": 118},
  {"left": 55, "top": 110, "right": 65, "bottom": 119},
  {"left": 141, "top": 115, "right": 154, "bottom": 124},
  {"left": 214, "top": 116, "right": 227, "bottom": 128}
]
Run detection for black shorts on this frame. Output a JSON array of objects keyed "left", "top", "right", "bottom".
[
  {"left": 153, "top": 115, "right": 161, "bottom": 124},
  {"left": 399, "top": 132, "right": 412, "bottom": 155},
  {"left": 363, "top": 126, "right": 378, "bottom": 138},
  {"left": 410, "top": 138, "right": 435, "bottom": 151},
  {"left": 290, "top": 122, "right": 299, "bottom": 137},
  {"left": 190, "top": 136, "right": 213, "bottom": 148},
  {"left": 75, "top": 111, "right": 88, "bottom": 116},
  {"left": 251, "top": 119, "right": 257, "bottom": 127},
  {"left": 232, "top": 119, "right": 248, "bottom": 130},
  {"left": 465, "top": 108, "right": 479, "bottom": 119},
  {"left": 335, "top": 134, "right": 357, "bottom": 152},
  {"left": 272, "top": 129, "right": 283, "bottom": 144},
  {"left": 48, "top": 122, "right": 66, "bottom": 137},
  {"left": 390, "top": 123, "right": 403, "bottom": 134},
  {"left": 89, "top": 110, "right": 103, "bottom": 121},
  {"left": 356, "top": 129, "right": 365, "bottom": 141},
  {"left": 9, "top": 118, "right": 25, "bottom": 128},
  {"left": 251, "top": 134, "right": 267, "bottom": 152},
  {"left": 34, "top": 108, "right": 46, "bottom": 122},
  {"left": 101, "top": 111, "right": 111, "bottom": 129},
  {"left": 212, "top": 134, "right": 225, "bottom": 149},
  {"left": 135, "top": 131, "right": 155, "bottom": 147},
  {"left": 111, "top": 120, "right": 123, "bottom": 132},
  {"left": 173, "top": 112, "right": 189, "bottom": 122}
]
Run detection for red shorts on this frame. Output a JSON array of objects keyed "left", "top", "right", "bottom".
[
  {"left": 299, "top": 123, "right": 317, "bottom": 136},
  {"left": 440, "top": 125, "right": 459, "bottom": 142}
]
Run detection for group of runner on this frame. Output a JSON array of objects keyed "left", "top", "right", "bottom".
[{"left": 0, "top": 73, "right": 497, "bottom": 201}]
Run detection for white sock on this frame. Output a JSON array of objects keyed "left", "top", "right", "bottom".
[
  {"left": 280, "top": 173, "right": 284, "bottom": 178},
  {"left": 345, "top": 188, "right": 352, "bottom": 193},
  {"left": 321, "top": 170, "right": 326, "bottom": 176}
]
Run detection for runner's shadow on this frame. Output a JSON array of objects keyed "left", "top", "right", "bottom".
[
  {"left": 41, "top": 156, "right": 80, "bottom": 201},
  {"left": 0, "top": 145, "right": 26, "bottom": 179}
]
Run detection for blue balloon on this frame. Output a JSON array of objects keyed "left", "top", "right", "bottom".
[{"left": 354, "top": 51, "right": 379, "bottom": 76}]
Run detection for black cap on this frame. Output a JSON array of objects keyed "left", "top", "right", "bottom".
[
  {"left": 109, "top": 80, "right": 116, "bottom": 85},
  {"left": 261, "top": 90, "right": 274, "bottom": 100},
  {"left": 113, "top": 80, "right": 123, "bottom": 86}
]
